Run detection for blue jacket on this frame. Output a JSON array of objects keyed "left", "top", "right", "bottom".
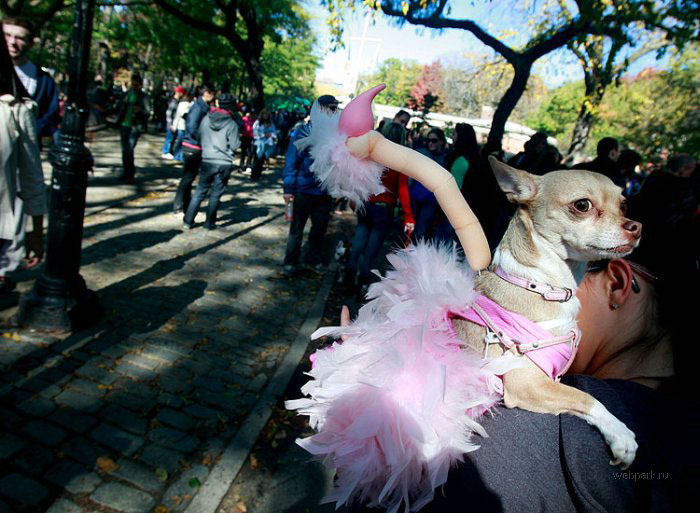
[
  {"left": 33, "top": 69, "right": 59, "bottom": 137},
  {"left": 183, "top": 96, "right": 210, "bottom": 148},
  {"left": 282, "top": 124, "right": 326, "bottom": 196}
]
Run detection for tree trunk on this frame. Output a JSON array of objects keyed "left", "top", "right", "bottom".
[
  {"left": 564, "top": 81, "right": 606, "bottom": 164},
  {"left": 243, "top": 53, "right": 265, "bottom": 112},
  {"left": 485, "top": 61, "right": 531, "bottom": 154}
]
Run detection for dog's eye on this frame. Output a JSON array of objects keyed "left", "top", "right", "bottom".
[
  {"left": 573, "top": 199, "right": 592, "bottom": 212},
  {"left": 620, "top": 200, "right": 628, "bottom": 215}
]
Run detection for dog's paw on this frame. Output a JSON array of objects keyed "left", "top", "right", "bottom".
[
  {"left": 604, "top": 419, "right": 637, "bottom": 469},
  {"left": 585, "top": 400, "right": 638, "bottom": 469}
]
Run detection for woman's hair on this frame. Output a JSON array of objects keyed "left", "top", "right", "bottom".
[
  {"left": 0, "top": 26, "right": 29, "bottom": 98},
  {"left": 426, "top": 127, "right": 446, "bottom": 145},
  {"left": 380, "top": 121, "right": 406, "bottom": 146},
  {"left": 258, "top": 108, "right": 271, "bottom": 123},
  {"left": 447, "top": 123, "right": 479, "bottom": 170},
  {"left": 590, "top": 188, "right": 698, "bottom": 399}
]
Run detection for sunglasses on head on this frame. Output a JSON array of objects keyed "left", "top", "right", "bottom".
[{"left": 586, "top": 259, "right": 658, "bottom": 294}]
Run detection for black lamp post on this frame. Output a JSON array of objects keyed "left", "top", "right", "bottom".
[{"left": 18, "top": 0, "right": 98, "bottom": 331}]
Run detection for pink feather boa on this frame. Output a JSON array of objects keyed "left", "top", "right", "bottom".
[
  {"left": 294, "top": 101, "right": 386, "bottom": 206},
  {"left": 286, "top": 243, "right": 524, "bottom": 513}
]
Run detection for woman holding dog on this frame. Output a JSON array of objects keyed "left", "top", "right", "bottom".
[{"left": 349, "top": 192, "right": 697, "bottom": 513}]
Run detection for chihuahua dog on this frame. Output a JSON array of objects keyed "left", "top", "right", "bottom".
[{"left": 452, "top": 157, "right": 641, "bottom": 468}]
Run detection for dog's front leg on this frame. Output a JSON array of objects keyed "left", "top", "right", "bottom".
[{"left": 502, "top": 365, "right": 638, "bottom": 468}]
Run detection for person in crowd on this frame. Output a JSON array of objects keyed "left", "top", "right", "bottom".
[
  {"left": 239, "top": 105, "right": 255, "bottom": 171},
  {"left": 2, "top": 17, "right": 59, "bottom": 140},
  {"left": 114, "top": 73, "right": 148, "bottom": 184},
  {"left": 573, "top": 136, "right": 623, "bottom": 185},
  {"left": 0, "top": 35, "right": 46, "bottom": 295},
  {"left": 435, "top": 123, "right": 481, "bottom": 243},
  {"left": 618, "top": 148, "right": 643, "bottom": 197},
  {"left": 162, "top": 85, "right": 185, "bottom": 159},
  {"left": 281, "top": 95, "right": 338, "bottom": 275},
  {"left": 169, "top": 89, "right": 191, "bottom": 163},
  {"left": 343, "top": 121, "right": 415, "bottom": 295},
  {"left": 86, "top": 74, "right": 110, "bottom": 131},
  {"left": 667, "top": 153, "right": 695, "bottom": 178},
  {"left": 410, "top": 127, "right": 447, "bottom": 241},
  {"left": 350, "top": 184, "right": 698, "bottom": 513},
  {"left": 183, "top": 93, "right": 240, "bottom": 231},
  {"left": 538, "top": 143, "right": 564, "bottom": 173},
  {"left": 506, "top": 132, "right": 548, "bottom": 173},
  {"left": 173, "top": 84, "right": 215, "bottom": 214},
  {"left": 409, "top": 126, "right": 425, "bottom": 150},
  {"left": 251, "top": 108, "right": 277, "bottom": 181},
  {"left": 393, "top": 109, "right": 411, "bottom": 128}
]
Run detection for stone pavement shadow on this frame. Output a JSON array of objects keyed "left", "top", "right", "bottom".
[
  {"left": 81, "top": 230, "right": 181, "bottom": 266},
  {"left": 0, "top": 279, "right": 208, "bottom": 512}
]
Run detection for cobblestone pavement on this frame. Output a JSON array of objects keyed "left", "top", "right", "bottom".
[{"left": 0, "top": 130, "right": 344, "bottom": 513}]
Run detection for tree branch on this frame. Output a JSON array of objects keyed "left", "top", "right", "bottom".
[
  {"left": 525, "top": 20, "right": 588, "bottom": 62},
  {"left": 379, "top": 1, "right": 519, "bottom": 63},
  {"left": 152, "top": 0, "right": 227, "bottom": 38}
]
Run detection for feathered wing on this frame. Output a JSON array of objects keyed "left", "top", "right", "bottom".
[
  {"left": 294, "top": 101, "right": 385, "bottom": 206},
  {"left": 286, "top": 243, "right": 524, "bottom": 513}
]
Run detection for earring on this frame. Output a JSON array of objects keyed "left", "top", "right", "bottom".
[{"left": 611, "top": 303, "right": 620, "bottom": 310}]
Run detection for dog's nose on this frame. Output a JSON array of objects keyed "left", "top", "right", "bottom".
[{"left": 623, "top": 220, "right": 642, "bottom": 237}]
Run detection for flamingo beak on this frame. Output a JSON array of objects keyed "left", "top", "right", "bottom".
[{"left": 338, "top": 84, "right": 386, "bottom": 137}]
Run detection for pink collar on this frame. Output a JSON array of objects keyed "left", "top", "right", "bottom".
[
  {"left": 451, "top": 294, "right": 579, "bottom": 381},
  {"left": 493, "top": 266, "right": 573, "bottom": 302}
]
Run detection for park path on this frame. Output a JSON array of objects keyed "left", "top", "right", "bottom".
[{"left": 0, "top": 130, "right": 341, "bottom": 513}]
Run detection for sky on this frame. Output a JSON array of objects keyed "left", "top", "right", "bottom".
[{"left": 306, "top": 0, "right": 665, "bottom": 93}]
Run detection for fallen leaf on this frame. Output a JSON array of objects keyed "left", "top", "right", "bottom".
[
  {"left": 154, "top": 506, "right": 169, "bottom": 513},
  {"left": 249, "top": 454, "right": 258, "bottom": 470},
  {"left": 201, "top": 454, "right": 213, "bottom": 465},
  {"left": 97, "top": 384, "right": 113, "bottom": 390},
  {"left": 96, "top": 456, "right": 118, "bottom": 473},
  {"left": 235, "top": 501, "right": 248, "bottom": 512},
  {"left": 155, "top": 467, "right": 168, "bottom": 482},
  {"left": 188, "top": 477, "right": 201, "bottom": 488}
]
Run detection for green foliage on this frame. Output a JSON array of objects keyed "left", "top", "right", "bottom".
[
  {"left": 526, "top": 81, "right": 582, "bottom": 142},
  {"left": 527, "top": 46, "right": 700, "bottom": 161},
  {"left": 262, "top": 7, "right": 319, "bottom": 99},
  {"left": 356, "top": 58, "right": 423, "bottom": 106},
  {"left": 4, "top": 0, "right": 320, "bottom": 103}
]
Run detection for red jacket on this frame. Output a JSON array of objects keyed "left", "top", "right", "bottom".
[{"left": 370, "top": 168, "right": 414, "bottom": 224}]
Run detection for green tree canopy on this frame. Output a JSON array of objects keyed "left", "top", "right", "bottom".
[{"left": 527, "top": 45, "right": 699, "bottom": 163}]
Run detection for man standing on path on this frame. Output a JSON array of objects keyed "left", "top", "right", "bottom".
[
  {"left": 115, "top": 73, "right": 148, "bottom": 184},
  {"left": 1, "top": 17, "right": 55, "bottom": 274},
  {"left": 183, "top": 93, "right": 241, "bottom": 230},
  {"left": 173, "top": 84, "right": 215, "bottom": 215},
  {"left": 281, "top": 95, "right": 338, "bottom": 275},
  {"left": 2, "top": 17, "right": 59, "bottom": 141}
]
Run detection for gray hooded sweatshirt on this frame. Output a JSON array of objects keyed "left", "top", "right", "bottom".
[{"left": 199, "top": 109, "right": 241, "bottom": 165}]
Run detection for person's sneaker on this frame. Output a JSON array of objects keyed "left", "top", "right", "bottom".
[
  {"left": 245, "top": 167, "right": 252, "bottom": 173},
  {"left": 183, "top": 221, "right": 194, "bottom": 230},
  {"left": 282, "top": 264, "right": 297, "bottom": 276},
  {"left": 162, "top": 153, "right": 174, "bottom": 160},
  {"left": 204, "top": 223, "right": 216, "bottom": 231}
]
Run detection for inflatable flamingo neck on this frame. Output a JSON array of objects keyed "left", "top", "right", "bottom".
[{"left": 338, "top": 84, "right": 386, "bottom": 137}]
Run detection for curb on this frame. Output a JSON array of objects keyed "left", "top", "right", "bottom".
[{"left": 184, "top": 264, "right": 338, "bottom": 513}]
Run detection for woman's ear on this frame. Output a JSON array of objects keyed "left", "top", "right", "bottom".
[{"left": 605, "top": 259, "right": 635, "bottom": 310}]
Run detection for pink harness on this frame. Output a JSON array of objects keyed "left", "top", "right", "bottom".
[{"left": 450, "top": 268, "right": 580, "bottom": 381}]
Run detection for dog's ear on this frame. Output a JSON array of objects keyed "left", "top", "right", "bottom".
[{"left": 489, "top": 156, "right": 538, "bottom": 204}]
